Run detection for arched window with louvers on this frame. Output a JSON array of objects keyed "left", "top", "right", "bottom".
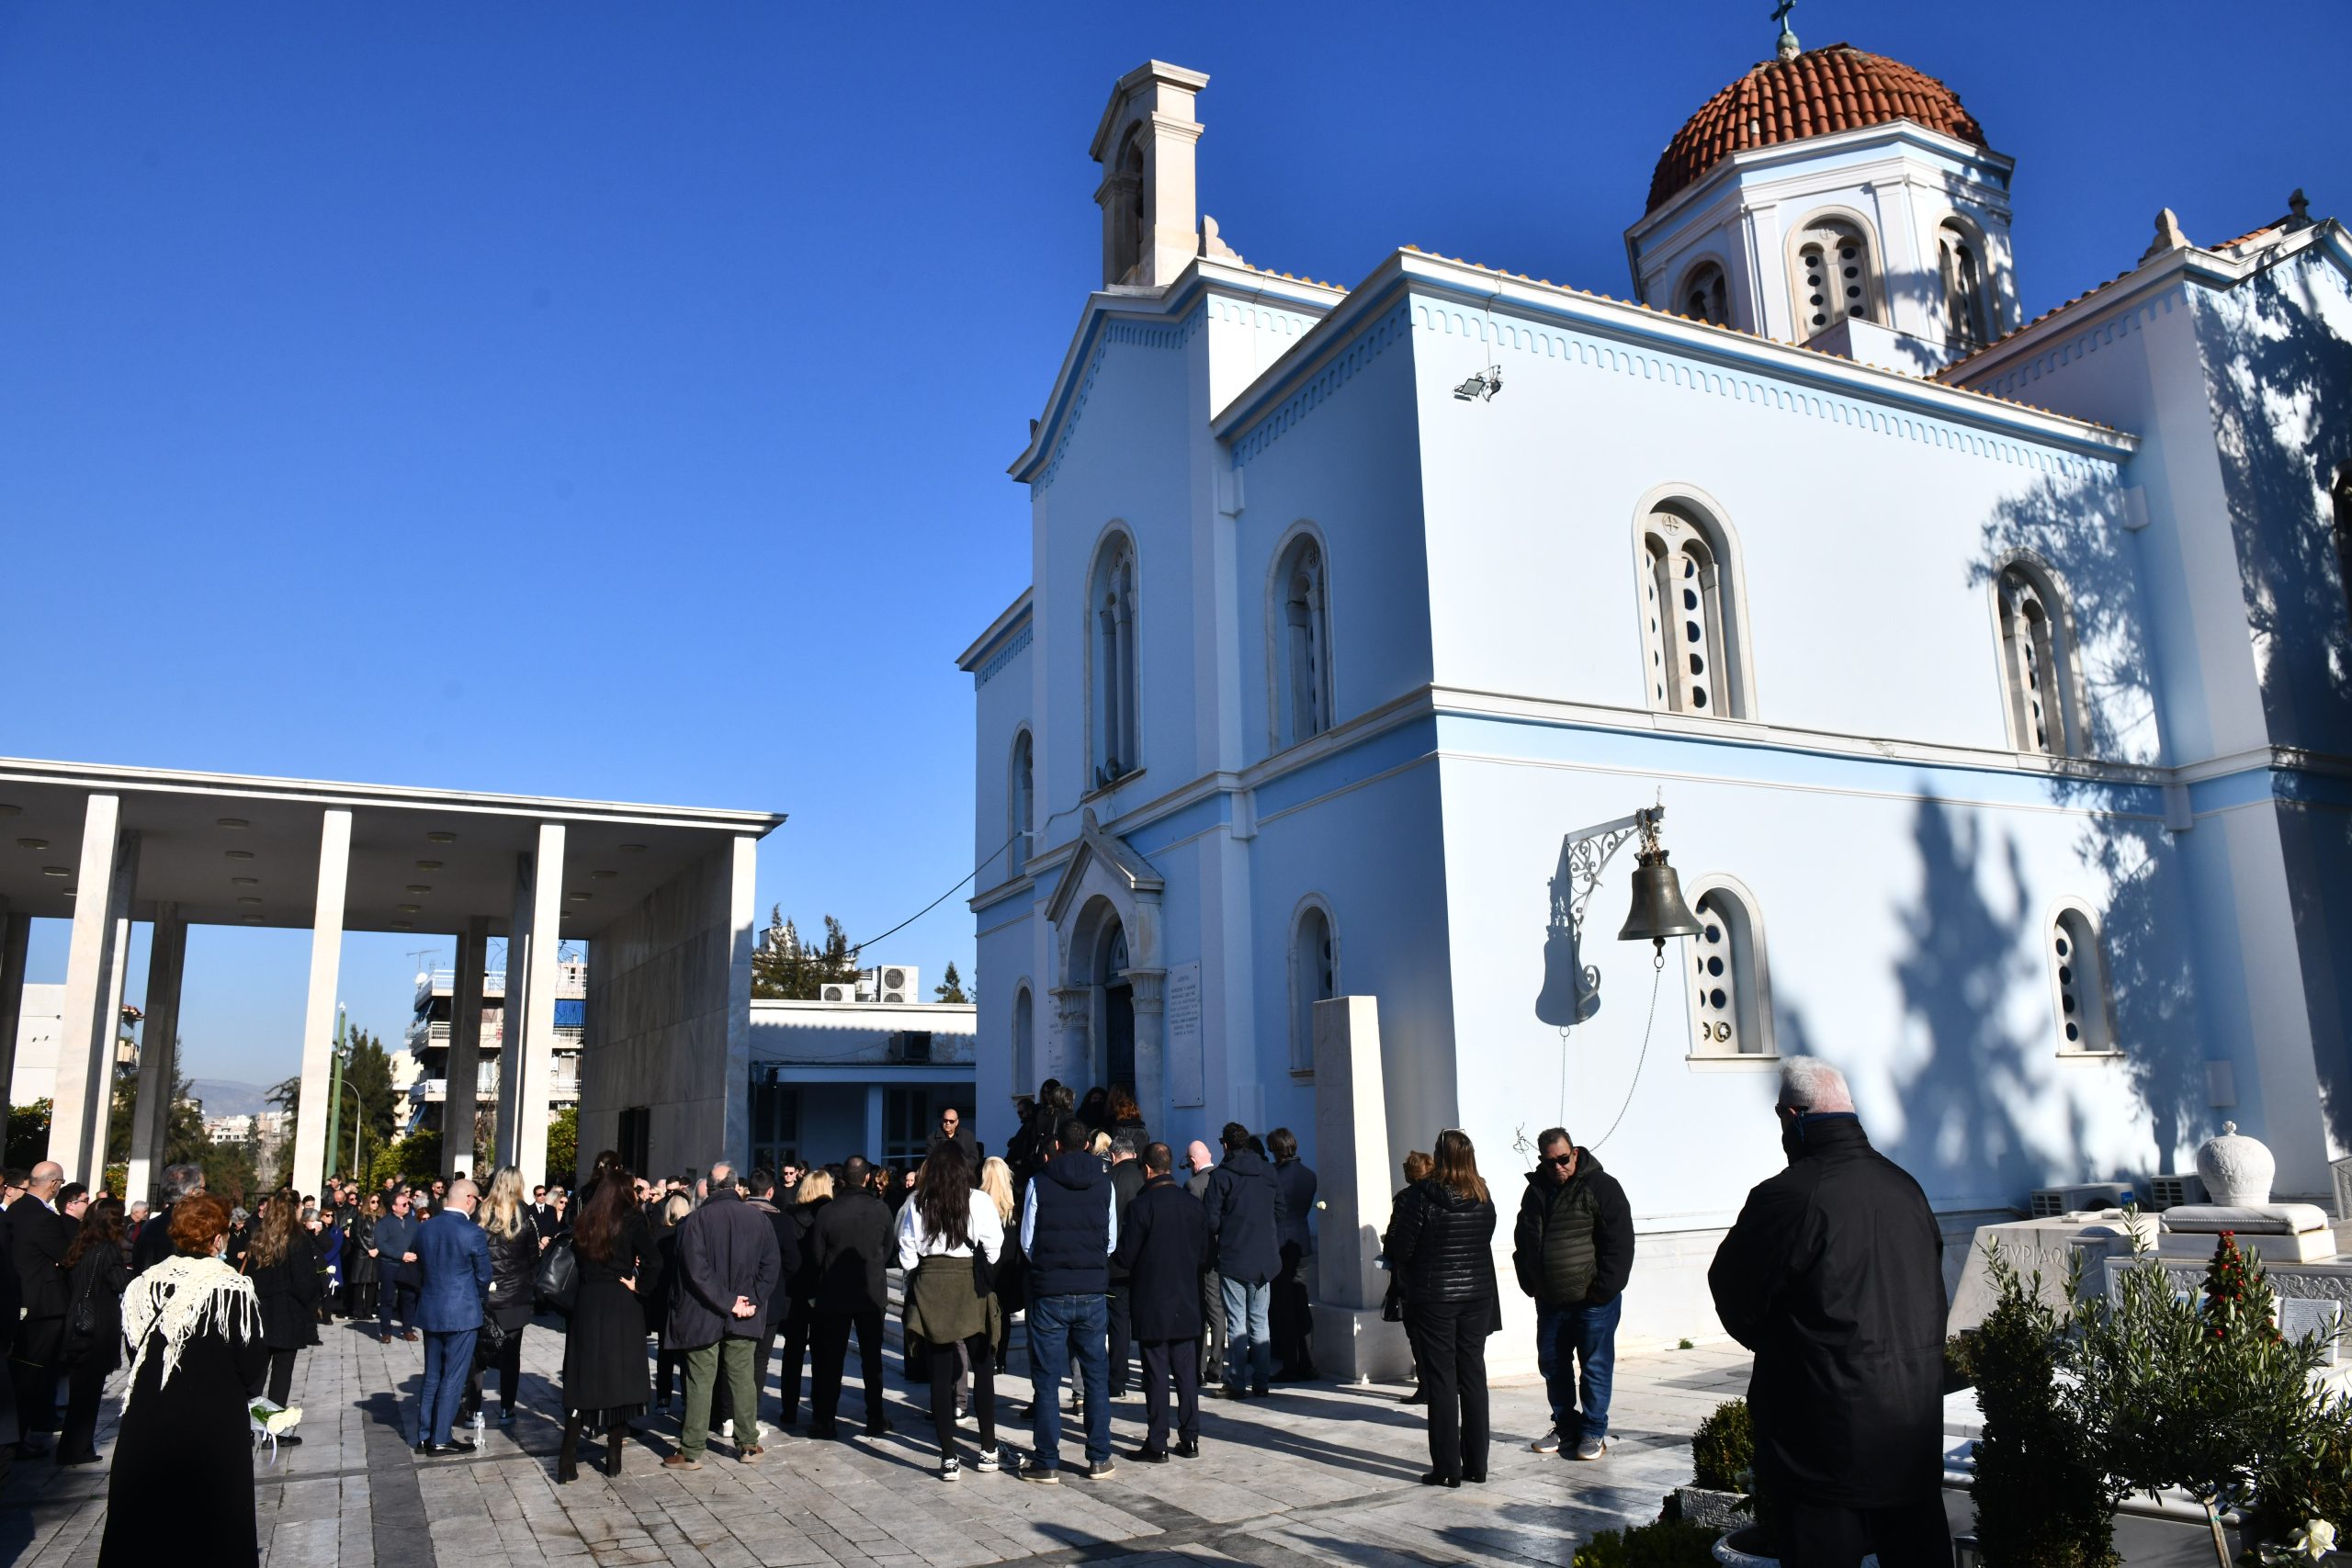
[
  {"left": 1270, "top": 528, "right": 1333, "bottom": 752},
  {"left": 1993, "top": 555, "right": 2086, "bottom": 758},
  {"left": 2048, "top": 903, "right": 2117, "bottom": 1055},
  {"left": 1086, "top": 528, "right": 1141, "bottom": 789},
  {"left": 1634, "top": 493, "right": 1754, "bottom": 720},
  {"left": 1682, "top": 875, "right": 1775, "bottom": 1059}
]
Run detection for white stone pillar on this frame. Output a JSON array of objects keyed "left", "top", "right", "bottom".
[
  {"left": 1310, "top": 994, "right": 1411, "bottom": 1382},
  {"left": 1051, "top": 986, "right": 1091, "bottom": 1089},
  {"left": 496, "top": 852, "right": 534, "bottom": 1164},
  {"left": 864, "top": 1084, "right": 886, "bottom": 1166},
  {"left": 288, "top": 809, "right": 352, "bottom": 1199},
  {"left": 1128, "top": 967, "right": 1167, "bottom": 1132},
  {"left": 441, "top": 918, "right": 489, "bottom": 1181},
  {"left": 507, "top": 824, "right": 564, "bottom": 1192},
  {"left": 52, "top": 797, "right": 127, "bottom": 1185},
  {"left": 90, "top": 840, "right": 143, "bottom": 1173},
  {"left": 0, "top": 905, "right": 30, "bottom": 1109},
  {"left": 127, "top": 904, "right": 186, "bottom": 1203}
]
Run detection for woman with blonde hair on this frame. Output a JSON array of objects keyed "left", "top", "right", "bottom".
[
  {"left": 979, "top": 1156, "right": 1023, "bottom": 1369},
  {"left": 1385, "top": 1128, "right": 1500, "bottom": 1488},
  {"left": 462, "top": 1166, "right": 540, "bottom": 1427},
  {"left": 243, "top": 1191, "right": 319, "bottom": 1431},
  {"left": 775, "top": 1168, "right": 832, "bottom": 1427}
]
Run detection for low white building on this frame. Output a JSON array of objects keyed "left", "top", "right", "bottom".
[
  {"left": 746, "top": 998, "right": 976, "bottom": 1176},
  {"left": 960, "top": 43, "right": 2352, "bottom": 1363}
]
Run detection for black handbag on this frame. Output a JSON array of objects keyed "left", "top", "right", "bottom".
[
  {"left": 61, "top": 1265, "right": 102, "bottom": 1363},
  {"left": 534, "top": 1233, "right": 579, "bottom": 1315}
]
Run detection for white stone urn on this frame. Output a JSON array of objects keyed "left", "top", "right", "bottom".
[{"left": 2195, "top": 1122, "right": 2276, "bottom": 1206}]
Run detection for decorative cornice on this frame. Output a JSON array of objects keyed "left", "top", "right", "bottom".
[
  {"left": 971, "top": 624, "right": 1033, "bottom": 690},
  {"left": 1031, "top": 305, "right": 1204, "bottom": 494},
  {"left": 1230, "top": 300, "right": 1411, "bottom": 468}
]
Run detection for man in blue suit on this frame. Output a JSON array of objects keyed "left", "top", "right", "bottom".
[{"left": 413, "top": 1177, "right": 492, "bottom": 1456}]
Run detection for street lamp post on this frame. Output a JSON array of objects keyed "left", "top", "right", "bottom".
[{"left": 324, "top": 1004, "right": 347, "bottom": 1177}]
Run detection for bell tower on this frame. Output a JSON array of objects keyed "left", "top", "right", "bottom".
[{"left": 1090, "top": 61, "right": 1208, "bottom": 290}]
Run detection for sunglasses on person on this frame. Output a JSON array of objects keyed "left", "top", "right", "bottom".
[{"left": 1547, "top": 1152, "right": 1577, "bottom": 1168}]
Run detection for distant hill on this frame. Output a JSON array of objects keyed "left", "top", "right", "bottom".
[{"left": 185, "top": 1078, "right": 274, "bottom": 1119}]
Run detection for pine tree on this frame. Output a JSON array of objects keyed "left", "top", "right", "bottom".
[
  {"left": 935, "top": 962, "right": 969, "bottom": 1003},
  {"left": 752, "top": 908, "right": 862, "bottom": 1000}
]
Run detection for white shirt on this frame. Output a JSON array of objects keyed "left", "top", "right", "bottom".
[{"left": 895, "top": 1188, "right": 1005, "bottom": 1270}]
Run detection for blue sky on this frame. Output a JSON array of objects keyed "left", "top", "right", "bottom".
[{"left": 3, "top": 2, "right": 2345, "bottom": 1088}]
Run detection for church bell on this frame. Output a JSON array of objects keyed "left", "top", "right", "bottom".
[{"left": 1617, "top": 848, "right": 1703, "bottom": 952}]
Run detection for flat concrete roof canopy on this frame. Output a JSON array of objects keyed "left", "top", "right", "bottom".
[{"left": 0, "top": 756, "right": 785, "bottom": 1202}]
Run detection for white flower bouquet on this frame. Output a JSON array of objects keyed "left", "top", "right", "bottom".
[{"left": 250, "top": 1397, "right": 303, "bottom": 1456}]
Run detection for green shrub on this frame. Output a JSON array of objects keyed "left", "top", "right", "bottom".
[
  {"left": 1969, "top": 1247, "right": 2118, "bottom": 1567},
  {"left": 1571, "top": 1518, "right": 1722, "bottom": 1568},
  {"left": 1690, "top": 1399, "right": 1754, "bottom": 1492}
]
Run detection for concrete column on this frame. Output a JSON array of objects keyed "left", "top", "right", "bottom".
[
  {"left": 90, "top": 840, "right": 143, "bottom": 1172},
  {"left": 441, "top": 918, "right": 489, "bottom": 1181},
  {"left": 506, "top": 824, "right": 564, "bottom": 1192},
  {"left": 0, "top": 905, "right": 30, "bottom": 1109},
  {"left": 1128, "top": 967, "right": 1167, "bottom": 1133},
  {"left": 52, "top": 797, "right": 127, "bottom": 1184},
  {"left": 127, "top": 905, "right": 186, "bottom": 1204},
  {"left": 1309, "top": 995, "right": 1410, "bottom": 1382},
  {"left": 288, "top": 809, "right": 352, "bottom": 1199},
  {"left": 863, "top": 1083, "right": 886, "bottom": 1166},
  {"left": 497, "top": 852, "right": 536, "bottom": 1164}
]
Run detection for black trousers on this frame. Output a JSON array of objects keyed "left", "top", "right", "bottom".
[
  {"left": 928, "top": 1333, "right": 995, "bottom": 1458},
  {"left": 809, "top": 1308, "right": 886, "bottom": 1430},
  {"left": 58, "top": 1359, "right": 107, "bottom": 1459},
  {"left": 768, "top": 1301, "right": 811, "bottom": 1421},
  {"left": 9, "top": 1356, "right": 55, "bottom": 1438},
  {"left": 1138, "top": 1338, "right": 1199, "bottom": 1452},
  {"left": 465, "top": 1325, "right": 525, "bottom": 1416},
  {"left": 1272, "top": 1242, "right": 1315, "bottom": 1375},
  {"left": 1105, "top": 1282, "right": 1133, "bottom": 1394},
  {"left": 1774, "top": 1490, "right": 1951, "bottom": 1568},
  {"left": 266, "top": 1348, "right": 299, "bottom": 1407},
  {"left": 1408, "top": 1302, "right": 1490, "bottom": 1481}
]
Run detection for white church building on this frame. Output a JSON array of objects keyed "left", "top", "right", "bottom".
[{"left": 957, "top": 38, "right": 2352, "bottom": 1357}]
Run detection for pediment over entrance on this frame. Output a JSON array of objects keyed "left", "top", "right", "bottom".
[{"left": 1044, "top": 808, "right": 1165, "bottom": 929}]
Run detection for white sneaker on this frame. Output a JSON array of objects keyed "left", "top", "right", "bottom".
[
  {"left": 1574, "top": 1437, "right": 1607, "bottom": 1461},
  {"left": 976, "top": 1447, "right": 1002, "bottom": 1473},
  {"left": 939, "top": 1455, "right": 961, "bottom": 1483}
]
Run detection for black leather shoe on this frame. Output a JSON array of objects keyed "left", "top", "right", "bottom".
[
  {"left": 1464, "top": 1470, "right": 1487, "bottom": 1483},
  {"left": 1127, "top": 1446, "right": 1168, "bottom": 1463},
  {"left": 1419, "top": 1472, "right": 1461, "bottom": 1488},
  {"left": 413, "top": 1443, "right": 431, "bottom": 1456},
  {"left": 1173, "top": 1438, "right": 1200, "bottom": 1460},
  {"left": 427, "top": 1439, "right": 477, "bottom": 1457}
]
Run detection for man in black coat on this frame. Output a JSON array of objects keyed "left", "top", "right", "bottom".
[
  {"left": 1104, "top": 1134, "right": 1148, "bottom": 1398},
  {"left": 1709, "top": 1058, "right": 1950, "bottom": 1568},
  {"left": 665, "top": 1163, "right": 782, "bottom": 1469},
  {"left": 1113, "top": 1143, "right": 1209, "bottom": 1462},
  {"left": 8, "top": 1161, "right": 71, "bottom": 1455},
  {"left": 1200, "top": 1122, "right": 1285, "bottom": 1399},
  {"left": 1267, "top": 1128, "right": 1319, "bottom": 1382},
  {"left": 1018, "top": 1117, "right": 1116, "bottom": 1481},
  {"left": 130, "top": 1162, "right": 204, "bottom": 1276},
  {"left": 1512, "top": 1127, "right": 1634, "bottom": 1461},
  {"left": 808, "top": 1156, "right": 894, "bottom": 1439},
  {"left": 723, "top": 1168, "right": 801, "bottom": 1433}
]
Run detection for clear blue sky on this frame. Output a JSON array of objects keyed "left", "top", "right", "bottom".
[{"left": 3, "top": 2, "right": 2344, "bottom": 1088}]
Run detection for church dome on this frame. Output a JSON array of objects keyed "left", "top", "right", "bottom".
[{"left": 1646, "top": 43, "right": 1985, "bottom": 213}]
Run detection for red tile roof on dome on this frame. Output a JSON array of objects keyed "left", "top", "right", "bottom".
[{"left": 1647, "top": 43, "right": 1986, "bottom": 213}]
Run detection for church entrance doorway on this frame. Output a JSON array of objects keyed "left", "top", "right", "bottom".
[{"left": 1100, "top": 922, "right": 1135, "bottom": 1096}]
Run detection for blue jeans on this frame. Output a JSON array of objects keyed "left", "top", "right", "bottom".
[
  {"left": 1219, "top": 1277, "right": 1272, "bottom": 1393},
  {"left": 1535, "top": 1295, "right": 1620, "bottom": 1442},
  {"left": 419, "top": 1327, "right": 478, "bottom": 1448},
  {"left": 1026, "top": 1292, "right": 1110, "bottom": 1469}
]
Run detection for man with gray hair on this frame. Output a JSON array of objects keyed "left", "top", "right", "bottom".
[
  {"left": 665, "top": 1159, "right": 780, "bottom": 1468},
  {"left": 1708, "top": 1057, "right": 1949, "bottom": 1568},
  {"left": 131, "top": 1162, "right": 205, "bottom": 1274},
  {"left": 1104, "top": 1134, "right": 1146, "bottom": 1398}
]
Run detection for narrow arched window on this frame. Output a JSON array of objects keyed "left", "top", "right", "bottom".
[
  {"left": 1089, "top": 533, "right": 1140, "bottom": 788},
  {"left": 1637, "top": 502, "right": 1749, "bottom": 718},
  {"left": 1792, "top": 217, "right": 1879, "bottom": 336},
  {"left": 1939, "top": 222, "right": 1991, "bottom": 350},
  {"left": 1289, "top": 902, "right": 1336, "bottom": 1077},
  {"left": 2331, "top": 465, "right": 2352, "bottom": 627},
  {"left": 1681, "top": 261, "right": 1730, "bottom": 328},
  {"left": 1012, "top": 985, "right": 1035, "bottom": 1095},
  {"left": 1996, "top": 560, "right": 2083, "bottom": 757},
  {"left": 1688, "top": 883, "right": 1771, "bottom": 1056},
  {"left": 1007, "top": 728, "right": 1035, "bottom": 876},
  {"left": 2051, "top": 906, "right": 2115, "bottom": 1054},
  {"left": 1272, "top": 534, "right": 1331, "bottom": 749}
]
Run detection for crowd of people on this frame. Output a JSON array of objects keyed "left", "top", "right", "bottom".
[{"left": 0, "top": 1050, "right": 1954, "bottom": 1568}]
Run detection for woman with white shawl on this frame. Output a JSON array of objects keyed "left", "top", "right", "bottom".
[{"left": 99, "top": 1190, "right": 268, "bottom": 1567}]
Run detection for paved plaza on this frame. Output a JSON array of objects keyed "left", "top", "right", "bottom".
[{"left": 0, "top": 1315, "right": 1754, "bottom": 1568}]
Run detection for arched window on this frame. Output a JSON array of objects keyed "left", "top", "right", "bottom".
[
  {"left": 1792, "top": 216, "right": 1879, "bottom": 336},
  {"left": 1680, "top": 260, "right": 1730, "bottom": 328},
  {"left": 1088, "top": 532, "right": 1140, "bottom": 789},
  {"left": 1289, "top": 901, "right": 1336, "bottom": 1077},
  {"left": 2050, "top": 905, "right": 2115, "bottom": 1054},
  {"left": 1939, "top": 222, "right": 1992, "bottom": 350},
  {"left": 1996, "top": 559, "right": 2084, "bottom": 757},
  {"left": 1687, "top": 880, "right": 1773, "bottom": 1057},
  {"left": 1272, "top": 532, "right": 1331, "bottom": 750},
  {"left": 1636, "top": 500, "right": 1750, "bottom": 718},
  {"left": 1007, "top": 728, "right": 1035, "bottom": 877},
  {"left": 1012, "top": 984, "right": 1035, "bottom": 1097}
]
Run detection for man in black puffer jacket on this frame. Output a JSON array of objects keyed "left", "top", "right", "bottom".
[
  {"left": 1710, "top": 1057, "right": 1949, "bottom": 1568},
  {"left": 1201, "top": 1122, "right": 1285, "bottom": 1399},
  {"left": 1018, "top": 1118, "right": 1116, "bottom": 1481},
  {"left": 1511, "top": 1128, "right": 1633, "bottom": 1461}
]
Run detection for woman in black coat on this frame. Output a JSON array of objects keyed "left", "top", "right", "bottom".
[
  {"left": 463, "top": 1166, "right": 542, "bottom": 1427},
  {"left": 1384, "top": 1129, "right": 1501, "bottom": 1488},
  {"left": 775, "top": 1169, "right": 831, "bottom": 1427},
  {"left": 558, "top": 1158, "right": 660, "bottom": 1483},
  {"left": 55, "top": 1200, "right": 132, "bottom": 1465},
  {"left": 98, "top": 1194, "right": 269, "bottom": 1568},
  {"left": 345, "top": 1196, "right": 381, "bottom": 1321},
  {"left": 243, "top": 1194, "right": 320, "bottom": 1433}
]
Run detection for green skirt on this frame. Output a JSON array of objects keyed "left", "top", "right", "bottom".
[{"left": 906, "top": 1254, "right": 999, "bottom": 1347}]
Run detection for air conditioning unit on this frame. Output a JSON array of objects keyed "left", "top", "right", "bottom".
[
  {"left": 2145, "top": 1173, "right": 2207, "bottom": 1213},
  {"left": 875, "top": 964, "right": 919, "bottom": 1005},
  {"left": 819, "top": 981, "right": 858, "bottom": 1004},
  {"left": 2028, "top": 1181, "right": 2137, "bottom": 1218}
]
